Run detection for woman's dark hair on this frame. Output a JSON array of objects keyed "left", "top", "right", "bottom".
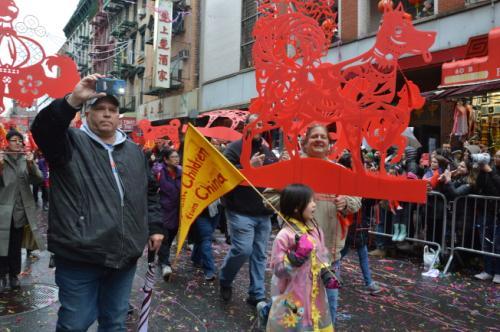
[
  {"left": 338, "top": 151, "right": 352, "bottom": 169},
  {"left": 280, "top": 184, "right": 314, "bottom": 223},
  {"left": 461, "top": 159, "right": 478, "bottom": 187},
  {"left": 161, "top": 149, "right": 178, "bottom": 161},
  {"left": 434, "top": 155, "right": 449, "bottom": 170}
]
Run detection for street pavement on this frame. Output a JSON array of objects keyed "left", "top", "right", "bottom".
[{"left": 1, "top": 207, "right": 499, "bottom": 331}]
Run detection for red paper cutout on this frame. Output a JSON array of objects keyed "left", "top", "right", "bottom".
[
  {"left": 136, "top": 119, "right": 181, "bottom": 150},
  {"left": 193, "top": 109, "right": 249, "bottom": 141},
  {"left": 239, "top": 1, "right": 435, "bottom": 203},
  {"left": 199, "top": 110, "right": 249, "bottom": 130},
  {"left": 0, "top": 123, "right": 7, "bottom": 149},
  {"left": 25, "top": 131, "right": 37, "bottom": 151},
  {"left": 0, "top": 0, "right": 80, "bottom": 115}
]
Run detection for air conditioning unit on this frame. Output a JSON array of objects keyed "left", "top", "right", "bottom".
[
  {"left": 480, "top": 105, "right": 500, "bottom": 116},
  {"left": 466, "top": 0, "right": 486, "bottom": 4},
  {"left": 178, "top": 49, "right": 190, "bottom": 60},
  {"left": 138, "top": 8, "right": 146, "bottom": 19}
]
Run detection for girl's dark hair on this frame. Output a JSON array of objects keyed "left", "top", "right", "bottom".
[
  {"left": 280, "top": 184, "right": 314, "bottom": 223},
  {"left": 161, "top": 149, "right": 177, "bottom": 160}
]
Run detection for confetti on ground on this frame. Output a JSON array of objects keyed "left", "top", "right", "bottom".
[{"left": 1, "top": 210, "right": 498, "bottom": 331}]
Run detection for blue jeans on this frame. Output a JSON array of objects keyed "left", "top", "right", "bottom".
[
  {"left": 375, "top": 207, "right": 390, "bottom": 249},
  {"left": 219, "top": 210, "right": 271, "bottom": 300},
  {"left": 191, "top": 214, "right": 219, "bottom": 277},
  {"left": 340, "top": 245, "right": 373, "bottom": 286},
  {"left": 54, "top": 258, "right": 137, "bottom": 332},
  {"left": 325, "top": 260, "right": 340, "bottom": 325}
]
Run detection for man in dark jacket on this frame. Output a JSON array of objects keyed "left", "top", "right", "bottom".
[
  {"left": 219, "top": 114, "right": 278, "bottom": 305},
  {"left": 31, "top": 74, "right": 164, "bottom": 331},
  {"left": 474, "top": 157, "right": 500, "bottom": 283}
]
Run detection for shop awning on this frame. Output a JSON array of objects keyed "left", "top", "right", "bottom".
[
  {"left": 424, "top": 79, "right": 500, "bottom": 100},
  {"left": 440, "top": 27, "right": 500, "bottom": 88}
]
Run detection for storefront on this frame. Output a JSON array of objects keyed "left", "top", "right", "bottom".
[{"left": 430, "top": 26, "right": 500, "bottom": 152}]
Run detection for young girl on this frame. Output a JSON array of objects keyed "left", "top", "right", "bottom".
[{"left": 266, "top": 184, "right": 336, "bottom": 331}]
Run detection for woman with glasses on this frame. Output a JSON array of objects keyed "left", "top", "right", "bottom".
[
  {"left": 152, "top": 148, "right": 182, "bottom": 282},
  {"left": 0, "top": 129, "right": 45, "bottom": 292}
]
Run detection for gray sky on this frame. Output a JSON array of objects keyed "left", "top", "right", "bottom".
[{"left": 15, "top": 0, "right": 81, "bottom": 54}]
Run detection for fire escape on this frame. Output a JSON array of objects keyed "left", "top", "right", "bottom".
[
  {"left": 91, "top": 0, "right": 111, "bottom": 74},
  {"left": 104, "top": 0, "right": 138, "bottom": 80}
]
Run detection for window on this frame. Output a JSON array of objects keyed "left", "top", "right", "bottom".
[
  {"left": 240, "top": 0, "right": 258, "bottom": 70},
  {"left": 140, "top": 30, "right": 145, "bottom": 52},
  {"left": 129, "top": 38, "right": 136, "bottom": 64},
  {"left": 394, "top": 0, "right": 435, "bottom": 20},
  {"left": 363, "top": 0, "right": 435, "bottom": 36}
]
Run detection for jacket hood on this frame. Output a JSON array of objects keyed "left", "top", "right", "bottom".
[{"left": 81, "top": 123, "right": 127, "bottom": 148}]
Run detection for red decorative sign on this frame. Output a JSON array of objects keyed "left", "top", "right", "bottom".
[
  {"left": 136, "top": 119, "right": 181, "bottom": 150},
  {"left": 0, "top": 0, "right": 80, "bottom": 115},
  {"left": 240, "top": 1, "right": 435, "bottom": 203},
  {"left": 441, "top": 27, "right": 500, "bottom": 87},
  {"left": 119, "top": 117, "right": 137, "bottom": 132}
]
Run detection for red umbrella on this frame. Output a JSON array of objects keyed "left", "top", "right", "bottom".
[{"left": 194, "top": 126, "right": 242, "bottom": 141}]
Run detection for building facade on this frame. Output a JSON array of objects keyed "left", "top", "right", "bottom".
[
  {"left": 199, "top": 0, "right": 500, "bottom": 150},
  {"left": 62, "top": 0, "right": 200, "bottom": 127}
]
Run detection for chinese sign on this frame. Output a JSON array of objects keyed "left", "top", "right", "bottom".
[{"left": 153, "top": 0, "right": 173, "bottom": 89}]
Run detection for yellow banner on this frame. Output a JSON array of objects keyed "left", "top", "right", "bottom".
[{"left": 176, "top": 124, "right": 245, "bottom": 256}]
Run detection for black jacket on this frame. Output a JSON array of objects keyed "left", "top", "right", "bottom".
[
  {"left": 31, "top": 97, "right": 163, "bottom": 269},
  {"left": 441, "top": 176, "right": 472, "bottom": 200},
  {"left": 222, "top": 138, "right": 277, "bottom": 216},
  {"left": 475, "top": 168, "right": 500, "bottom": 197}
]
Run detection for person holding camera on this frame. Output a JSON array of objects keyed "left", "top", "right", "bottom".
[
  {"left": 473, "top": 152, "right": 500, "bottom": 284},
  {"left": 0, "top": 129, "right": 45, "bottom": 292},
  {"left": 31, "top": 74, "right": 165, "bottom": 331}
]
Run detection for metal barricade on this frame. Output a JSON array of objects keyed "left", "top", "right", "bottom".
[
  {"left": 443, "top": 195, "right": 500, "bottom": 274},
  {"left": 367, "top": 191, "right": 449, "bottom": 271}
]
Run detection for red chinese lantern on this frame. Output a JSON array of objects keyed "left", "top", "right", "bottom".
[
  {"left": 378, "top": 0, "right": 394, "bottom": 13},
  {"left": 408, "top": 0, "right": 422, "bottom": 6}
]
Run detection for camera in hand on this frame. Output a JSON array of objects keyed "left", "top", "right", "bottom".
[
  {"left": 96, "top": 78, "right": 126, "bottom": 96},
  {"left": 471, "top": 153, "right": 491, "bottom": 168}
]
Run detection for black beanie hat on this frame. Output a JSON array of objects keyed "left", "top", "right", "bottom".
[{"left": 6, "top": 129, "right": 23, "bottom": 142}]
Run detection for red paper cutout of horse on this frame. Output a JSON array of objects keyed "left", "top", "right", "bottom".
[
  {"left": 136, "top": 119, "right": 181, "bottom": 150},
  {"left": 240, "top": 1, "right": 435, "bottom": 203},
  {"left": 0, "top": 0, "right": 80, "bottom": 115}
]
